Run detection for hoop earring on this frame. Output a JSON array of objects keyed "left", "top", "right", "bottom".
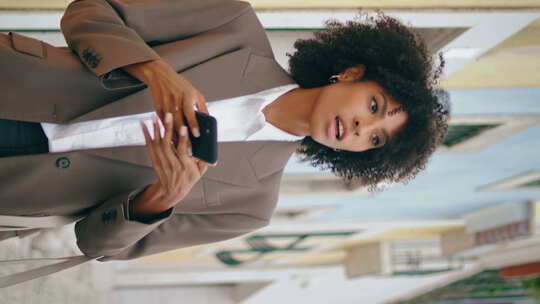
[
  {"left": 387, "top": 106, "right": 403, "bottom": 117},
  {"left": 328, "top": 75, "right": 340, "bottom": 84}
]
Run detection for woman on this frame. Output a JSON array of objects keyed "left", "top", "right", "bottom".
[
  {"left": 0, "top": 0, "right": 448, "bottom": 283},
  {"left": 123, "top": 13, "right": 449, "bottom": 222}
]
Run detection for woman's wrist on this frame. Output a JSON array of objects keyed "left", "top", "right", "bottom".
[
  {"left": 122, "top": 59, "right": 173, "bottom": 84},
  {"left": 129, "top": 183, "right": 171, "bottom": 222}
]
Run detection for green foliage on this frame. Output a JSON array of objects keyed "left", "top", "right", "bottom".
[
  {"left": 395, "top": 270, "right": 540, "bottom": 304},
  {"left": 443, "top": 124, "right": 499, "bottom": 147},
  {"left": 523, "top": 277, "right": 540, "bottom": 303}
]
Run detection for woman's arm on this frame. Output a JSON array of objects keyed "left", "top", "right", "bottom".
[
  {"left": 61, "top": 0, "right": 228, "bottom": 145},
  {"left": 76, "top": 203, "right": 269, "bottom": 259},
  {"left": 59, "top": 0, "right": 246, "bottom": 255},
  {"left": 60, "top": 0, "right": 249, "bottom": 78},
  {"left": 73, "top": 109, "right": 268, "bottom": 260},
  {"left": 60, "top": 0, "right": 161, "bottom": 77}
]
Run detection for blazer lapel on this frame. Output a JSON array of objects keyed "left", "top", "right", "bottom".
[
  {"left": 248, "top": 140, "right": 301, "bottom": 180},
  {"left": 205, "top": 140, "right": 300, "bottom": 187}
]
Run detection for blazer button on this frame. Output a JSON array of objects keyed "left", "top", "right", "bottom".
[
  {"left": 55, "top": 157, "right": 70, "bottom": 169},
  {"left": 101, "top": 209, "right": 117, "bottom": 223}
]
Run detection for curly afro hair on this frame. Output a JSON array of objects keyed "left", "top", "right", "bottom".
[{"left": 288, "top": 11, "right": 450, "bottom": 190}]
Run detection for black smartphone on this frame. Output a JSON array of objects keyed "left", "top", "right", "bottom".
[{"left": 187, "top": 111, "right": 218, "bottom": 165}]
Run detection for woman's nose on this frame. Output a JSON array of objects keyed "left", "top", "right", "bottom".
[
  {"left": 352, "top": 119, "right": 360, "bottom": 136},
  {"left": 353, "top": 113, "right": 378, "bottom": 136}
]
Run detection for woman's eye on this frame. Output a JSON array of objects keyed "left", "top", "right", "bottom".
[
  {"left": 370, "top": 97, "right": 378, "bottom": 113},
  {"left": 371, "top": 134, "right": 380, "bottom": 146}
]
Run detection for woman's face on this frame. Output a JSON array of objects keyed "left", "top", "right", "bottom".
[{"left": 309, "top": 80, "right": 408, "bottom": 152}]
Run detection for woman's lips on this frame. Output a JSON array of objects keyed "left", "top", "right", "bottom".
[{"left": 328, "top": 116, "right": 338, "bottom": 140}]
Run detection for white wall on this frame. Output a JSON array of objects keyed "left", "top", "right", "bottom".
[{"left": 115, "top": 285, "right": 236, "bottom": 304}]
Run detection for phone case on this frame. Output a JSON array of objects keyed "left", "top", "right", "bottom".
[{"left": 188, "top": 112, "right": 218, "bottom": 164}]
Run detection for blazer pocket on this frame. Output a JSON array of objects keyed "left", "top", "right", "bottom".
[
  {"left": 9, "top": 32, "right": 46, "bottom": 59},
  {"left": 202, "top": 178, "right": 221, "bottom": 208},
  {"left": 172, "top": 178, "right": 221, "bottom": 213}
]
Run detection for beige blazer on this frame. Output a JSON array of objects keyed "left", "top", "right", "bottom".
[{"left": 0, "top": 0, "right": 300, "bottom": 278}]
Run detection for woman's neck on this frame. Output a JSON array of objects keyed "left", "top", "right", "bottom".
[{"left": 262, "top": 86, "right": 321, "bottom": 137}]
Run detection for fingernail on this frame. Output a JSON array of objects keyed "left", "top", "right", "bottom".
[
  {"left": 180, "top": 126, "right": 187, "bottom": 136},
  {"left": 166, "top": 112, "right": 172, "bottom": 122},
  {"left": 193, "top": 127, "right": 200, "bottom": 138},
  {"left": 188, "top": 147, "right": 193, "bottom": 156}
]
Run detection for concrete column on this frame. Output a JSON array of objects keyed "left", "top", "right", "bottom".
[
  {"left": 440, "top": 228, "right": 475, "bottom": 256},
  {"left": 343, "top": 242, "right": 392, "bottom": 278}
]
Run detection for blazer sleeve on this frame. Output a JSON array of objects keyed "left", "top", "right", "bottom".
[
  {"left": 74, "top": 189, "right": 269, "bottom": 260},
  {"left": 60, "top": 0, "right": 250, "bottom": 78}
]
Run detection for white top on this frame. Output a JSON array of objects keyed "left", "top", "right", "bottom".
[{"left": 40, "top": 84, "right": 302, "bottom": 153}]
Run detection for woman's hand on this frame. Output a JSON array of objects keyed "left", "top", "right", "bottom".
[
  {"left": 138, "top": 112, "right": 209, "bottom": 212},
  {"left": 123, "top": 59, "right": 209, "bottom": 145}
]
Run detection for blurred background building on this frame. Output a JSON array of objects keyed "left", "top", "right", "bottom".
[{"left": 1, "top": 0, "right": 540, "bottom": 303}]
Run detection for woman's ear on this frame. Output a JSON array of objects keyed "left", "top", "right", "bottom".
[{"left": 339, "top": 64, "right": 366, "bottom": 82}]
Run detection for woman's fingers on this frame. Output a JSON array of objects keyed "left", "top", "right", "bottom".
[
  {"left": 151, "top": 82, "right": 168, "bottom": 123},
  {"left": 197, "top": 92, "right": 209, "bottom": 115},
  {"left": 182, "top": 91, "right": 200, "bottom": 138},
  {"left": 151, "top": 90, "right": 164, "bottom": 123},
  {"left": 176, "top": 126, "right": 190, "bottom": 156},
  {"left": 171, "top": 90, "right": 185, "bottom": 139},
  {"left": 141, "top": 115, "right": 208, "bottom": 203},
  {"left": 140, "top": 120, "right": 168, "bottom": 187},
  {"left": 176, "top": 125, "right": 202, "bottom": 177},
  {"left": 150, "top": 81, "right": 182, "bottom": 144},
  {"left": 149, "top": 72, "right": 205, "bottom": 140},
  {"left": 172, "top": 111, "right": 184, "bottom": 147},
  {"left": 162, "top": 113, "right": 181, "bottom": 169},
  {"left": 197, "top": 160, "right": 209, "bottom": 176},
  {"left": 164, "top": 113, "right": 174, "bottom": 145},
  {"left": 152, "top": 115, "right": 173, "bottom": 181}
]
